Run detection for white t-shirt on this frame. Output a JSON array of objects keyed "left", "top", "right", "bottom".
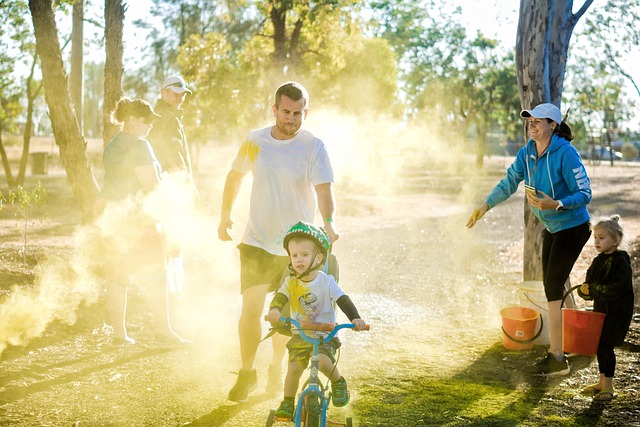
[
  {"left": 277, "top": 271, "right": 345, "bottom": 327},
  {"left": 232, "top": 126, "right": 334, "bottom": 255}
]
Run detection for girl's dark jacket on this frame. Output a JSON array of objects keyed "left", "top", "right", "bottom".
[{"left": 578, "top": 250, "right": 634, "bottom": 347}]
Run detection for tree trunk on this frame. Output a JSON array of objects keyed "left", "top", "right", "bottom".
[
  {"left": 28, "top": 0, "right": 98, "bottom": 221},
  {"left": 103, "top": 0, "right": 124, "bottom": 146},
  {"left": 17, "top": 50, "right": 43, "bottom": 186},
  {"left": 70, "top": 0, "right": 84, "bottom": 133},
  {"left": 0, "top": 128, "right": 16, "bottom": 187},
  {"left": 516, "top": 0, "right": 594, "bottom": 280}
]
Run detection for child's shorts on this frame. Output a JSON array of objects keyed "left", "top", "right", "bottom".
[{"left": 287, "top": 334, "right": 341, "bottom": 365}]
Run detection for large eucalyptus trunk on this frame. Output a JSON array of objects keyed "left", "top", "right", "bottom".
[
  {"left": 28, "top": 0, "right": 98, "bottom": 221},
  {"left": 103, "top": 0, "right": 124, "bottom": 146},
  {"left": 515, "top": 0, "right": 594, "bottom": 280}
]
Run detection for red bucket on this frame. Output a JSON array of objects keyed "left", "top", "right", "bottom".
[
  {"left": 562, "top": 308, "right": 606, "bottom": 355},
  {"left": 561, "top": 285, "right": 606, "bottom": 356},
  {"left": 500, "top": 306, "right": 542, "bottom": 351}
]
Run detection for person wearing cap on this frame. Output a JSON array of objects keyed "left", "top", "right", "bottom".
[
  {"left": 96, "top": 97, "right": 190, "bottom": 346},
  {"left": 148, "top": 75, "right": 193, "bottom": 177},
  {"left": 218, "top": 81, "right": 339, "bottom": 402},
  {"left": 147, "top": 75, "right": 194, "bottom": 296},
  {"left": 466, "top": 102, "right": 592, "bottom": 376}
]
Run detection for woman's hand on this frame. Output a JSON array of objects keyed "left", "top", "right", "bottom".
[
  {"left": 526, "top": 190, "right": 560, "bottom": 210},
  {"left": 466, "top": 203, "right": 489, "bottom": 228}
]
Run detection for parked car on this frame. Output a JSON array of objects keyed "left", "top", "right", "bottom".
[{"left": 580, "top": 146, "right": 623, "bottom": 161}]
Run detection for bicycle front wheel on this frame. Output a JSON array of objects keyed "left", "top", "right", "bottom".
[{"left": 303, "top": 394, "right": 321, "bottom": 427}]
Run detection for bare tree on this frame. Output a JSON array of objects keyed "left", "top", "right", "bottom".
[
  {"left": 28, "top": 0, "right": 98, "bottom": 220},
  {"left": 70, "top": 0, "right": 84, "bottom": 133},
  {"left": 103, "top": 0, "right": 124, "bottom": 146},
  {"left": 516, "top": 0, "right": 594, "bottom": 279}
]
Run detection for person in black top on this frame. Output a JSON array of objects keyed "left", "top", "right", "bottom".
[{"left": 578, "top": 215, "right": 634, "bottom": 401}]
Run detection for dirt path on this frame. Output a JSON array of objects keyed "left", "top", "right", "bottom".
[{"left": 0, "top": 156, "right": 639, "bottom": 426}]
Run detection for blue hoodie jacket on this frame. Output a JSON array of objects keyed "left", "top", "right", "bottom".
[{"left": 485, "top": 134, "right": 591, "bottom": 233}]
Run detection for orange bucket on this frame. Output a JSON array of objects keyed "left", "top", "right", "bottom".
[
  {"left": 562, "top": 308, "right": 606, "bottom": 355},
  {"left": 500, "top": 306, "right": 542, "bottom": 351},
  {"left": 561, "top": 285, "right": 607, "bottom": 356}
]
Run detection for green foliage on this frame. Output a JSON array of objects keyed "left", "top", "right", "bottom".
[
  {"left": 7, "top": 182, "right": 47, "bottom": 264},
  {"left": 367, "top": 0, "right": 520, "bottom": 157},
  {"left": 175, "top": 0, "right": 399, "bottom": 141},
  {"left": 564, "top": 0, "right": 640, "bottom": 142}
]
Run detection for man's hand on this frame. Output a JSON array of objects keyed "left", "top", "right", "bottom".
[
  {"left": 218, "top": 217, "right": 233, "bottom": 241},
  {"left": 324, "top": 222, "right": 339, "bottom": 244}
]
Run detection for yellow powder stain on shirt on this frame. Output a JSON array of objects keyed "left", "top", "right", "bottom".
[
  {"left": 287, "top": 277, "right": 311, "bottom": 319},
  {"left": 239, "top": 140, "right": 259, "bottom": 163}
]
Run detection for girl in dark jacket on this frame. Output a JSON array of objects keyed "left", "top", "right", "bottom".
[{"left": 578, "top": 215, "right": 634, "bottom": 401}]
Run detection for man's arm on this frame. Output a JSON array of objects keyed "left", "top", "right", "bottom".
[
  {"left": 315, "top": 182, "right": 339, "bottom": 244},
  {"left": 218, "top": 169, "right": 246, "bottom": 241}
]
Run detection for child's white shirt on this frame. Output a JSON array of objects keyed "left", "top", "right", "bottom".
[{"left": 278, "top": 271, "right": 345, "bottom": 326}]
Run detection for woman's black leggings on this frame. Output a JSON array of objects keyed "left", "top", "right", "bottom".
[
  {"left": 597, "top": 345, "right": 616, "bottom": 377},
  {"left": 541, "top": 221, "right": 591, "bottom": 301}
]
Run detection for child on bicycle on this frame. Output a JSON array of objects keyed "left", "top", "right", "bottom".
[
  {"left": 577, "top": 215, "right": 634, "bottom": 402},
  {"left": 267, "top": 221, "right": 367, "bottom": 419}
]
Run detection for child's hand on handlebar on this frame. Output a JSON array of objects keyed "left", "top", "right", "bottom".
[
  {"left": 352, "top": 318, "right": 367, "bottom": 331},
  {"left": 268, "top": 308, "right": 282, "bottom": 324}
]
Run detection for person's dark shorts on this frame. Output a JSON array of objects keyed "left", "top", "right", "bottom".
[
  {"left": 238, "top": 243, "right": 290, "bottom": 293},
  {"left": 286, "top": 334, "right": 342, "bottom": 365}
]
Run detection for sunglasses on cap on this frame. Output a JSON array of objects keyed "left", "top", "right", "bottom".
[{"left": 165, "top": 81, "right": 186, "bottom": 89}]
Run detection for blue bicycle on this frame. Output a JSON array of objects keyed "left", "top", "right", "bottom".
[{"left": 265, "top": 317, "right": 369, "bottom": 427}]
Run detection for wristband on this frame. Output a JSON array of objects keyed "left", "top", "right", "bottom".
[{"left": 324, "top": 217, "right": 333, "bottom": 223}]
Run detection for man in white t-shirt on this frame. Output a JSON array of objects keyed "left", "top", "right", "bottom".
[{"left": 218, "top": 81, "right": 339, "bottom": 402}]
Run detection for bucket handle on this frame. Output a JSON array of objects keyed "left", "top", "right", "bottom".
[
  {"left": 501, "top": 313, "right": 544, "bottom": 344},
  {"left": 521, "top": 290, "right": 548, "bottom": 313},
  {"left": 561, "top": 284, "right": 583, "bottom": 309},
  {"left": 561, "top": 284, "right": 607, "bottom": 313}
]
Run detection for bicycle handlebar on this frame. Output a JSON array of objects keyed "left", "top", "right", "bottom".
[{"left": 264, "top": 316, "right": 370, "bottom": 342}]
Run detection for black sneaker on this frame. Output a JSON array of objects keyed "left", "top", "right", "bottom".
[
  {"left": 331, "top": 377, "right": 350, "bottom": 407},
  {"left": 266, "top": 364, "right": 282, "bottom": 394},
  {"left": 228, "top": 369, "right": 257, "bottom": 402},
  {"left": 274, "top": 399, "right": 294, "bottom": 419},
  {"left": 527, "top": 353, "right": 570, "bottom": 376}
]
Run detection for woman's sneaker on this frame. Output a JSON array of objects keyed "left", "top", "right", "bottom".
[
  {"left": 526, "top": 353, "right": 570, "bottom": 376},
  {"left": 275, "top": 399, "right": 294, "bottom": 419},
  {"left": 228, "top": 369, "right": 257, "bottom": 402},
  {"left": 331, "top": 377, "right": 350, "bottom": 407}
]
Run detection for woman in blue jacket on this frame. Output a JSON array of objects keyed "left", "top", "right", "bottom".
[{"left": 467, "top": 103, "right": 592, "bottom": 376}]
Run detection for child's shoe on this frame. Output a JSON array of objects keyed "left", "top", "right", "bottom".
[
  {"left": 228, "top": 369, "right": 257, "bottom": 402},
  {"left": 275, "top": 399, "right": 295, "bottom": 419},
  {"left": 331, "top": 377, "right": 350, "bottom": 407}
]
